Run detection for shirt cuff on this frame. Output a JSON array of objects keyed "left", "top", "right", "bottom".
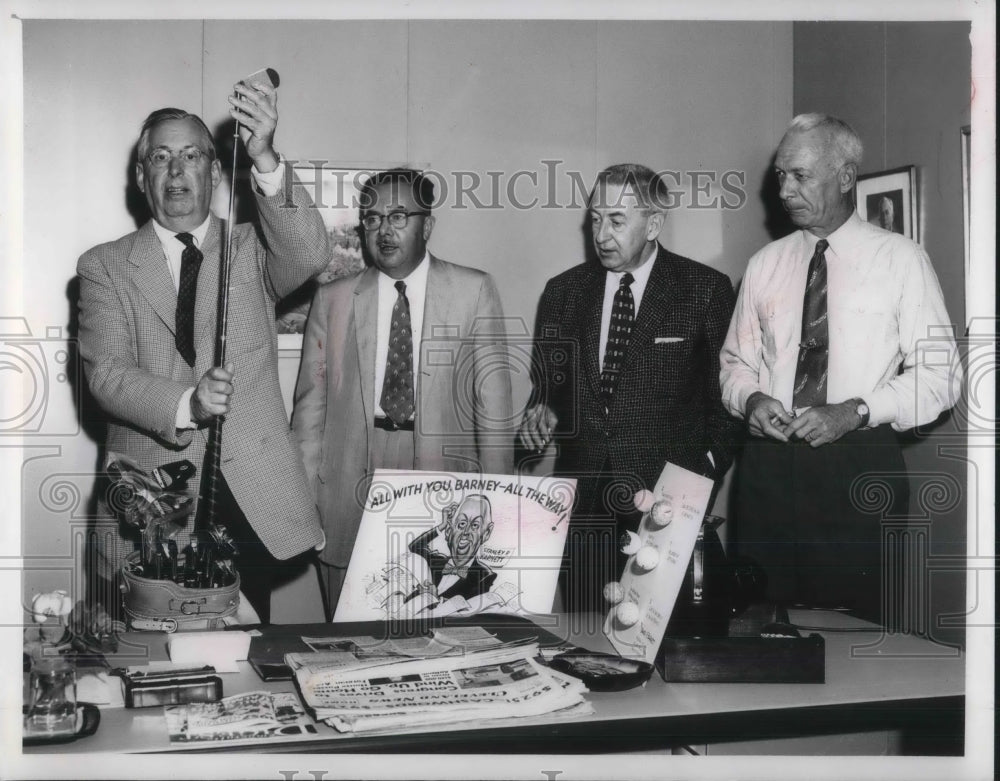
[
  {"left": 251, "top": 158, "right": 285, "bottom": 197},
  {"left": 728, "top": 385, "right": 757, "bottom": 419},
  {"left": 864, "top": 387, "right": 896, "bottom": 428},
  {"left": 176, "top": 387, "right": 196, "bottom": 430}
]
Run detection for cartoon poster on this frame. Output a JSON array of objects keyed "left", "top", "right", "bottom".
[{"left": 334, "top": 470, "right": 576, "bottom": 622}]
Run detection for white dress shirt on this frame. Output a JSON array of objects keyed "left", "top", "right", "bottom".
[
  {"left": 598, "top": 243, "right": 657, "bottom": 369},
  {"left": 151, "top": 216, "right": 212, "bottom": 292},
  {"left": 154, "top": 161, "right": 287, "bottom": 429},
  {"left": 374, "top": 253, "right": 431, "bottom": 419},
  {"left": 720, "top": 213, "right": 962, "bottom": 431}
]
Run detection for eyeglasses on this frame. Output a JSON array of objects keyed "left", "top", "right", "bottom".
[
  {"left": 145, "top": 148, "right": 210, "bottom": 169},
  {"left": 361, "top": 211, "right": 430, "bottom": 231}
]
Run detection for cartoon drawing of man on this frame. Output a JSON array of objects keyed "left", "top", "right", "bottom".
[{"left": 406, "top": 494, "right": 498, "bottom": 604}]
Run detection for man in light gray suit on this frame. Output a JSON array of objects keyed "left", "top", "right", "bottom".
[
  {"left": 293, "top": 169, "right": 513, "bottom": 618},
  {"left": 77, "top": 78, "right": 327, "bottom": 622}
]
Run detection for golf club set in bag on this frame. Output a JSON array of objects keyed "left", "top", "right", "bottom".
[{"left": 108, "top": 455, "right": 240, "bottom": 632}]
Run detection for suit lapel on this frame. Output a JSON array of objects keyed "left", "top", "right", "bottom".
[
  {"left": 421, "top": 256, "right": 450, "bottom": 393},
  {"left": 624, "top": 246, "right": 675, "bottom": 371},
  {"left": 354, "top": 266, "right": 379, "bottom": 432},
  {"left": 127, "top": 221, "right": 178, "bottom": 335},
  {"left": 421, "top": 256, "right": 449, "bottom": 342},
  {"left": 194, "top": 217, "right": 223, "bottom": 367},
  {"left": 581, "top": 267, "right": 606, "bottom": 397}
]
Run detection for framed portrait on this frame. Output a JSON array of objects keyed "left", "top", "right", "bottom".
[
  {"left": 275, "top": 164, "right": 392, "bottom": 337},
  {"left": 855, "top": 165, "right": 917, "bottom": 241},
  {"left": 961, "top": 125, "right": 971, "bottom": 277}
]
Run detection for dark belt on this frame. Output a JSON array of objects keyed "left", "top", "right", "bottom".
[{"left": 374, "top": 417, "right": 415, "bottom": 432}]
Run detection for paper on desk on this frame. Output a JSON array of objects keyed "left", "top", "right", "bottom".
[
  {"left": 167, "top": 631, "right": 251, "bottom": 673},
  {"left": 290, "top": 641, "right": 590, "bottom": 734},
  {"left": 77, "top": 670, "right": 126, "bottom": 708}
]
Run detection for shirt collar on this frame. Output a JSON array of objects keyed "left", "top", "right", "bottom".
[
  {"left": 151, "top": 215, "right": 212, "bottom": 249},
  {"left": 804, "top": 211, "right": 864, "bottom": 260},
  {"left": 378, "top": 251, "right": 431, "bottom": 288},
  {"left": 608, "top": 242, "right": 657, "bottom": 285}
]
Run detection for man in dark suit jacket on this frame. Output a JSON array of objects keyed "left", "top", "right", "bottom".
[
  {"left": 77, "top": 80, "right": 327, "bottom": 622},
  {"left": 519, "top": 163, "right": 741, "bottom": 612}
]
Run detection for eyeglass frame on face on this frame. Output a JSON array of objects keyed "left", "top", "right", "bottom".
[
  {"left": 360, "top": 210, "right": 431, "bottom": 232},
  {"left": 144, "top": 146, "right": 213, "bottom": 169}
]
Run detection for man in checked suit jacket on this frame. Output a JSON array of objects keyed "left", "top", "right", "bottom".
[
  {"left": 77, "top": 80, "right": 327, "bottom": 622},
  {"left": 519, "top": 164, "right": 742, "bottom": 612},
  {"left": 293, "top": 169, "right": 513, "bottom": 618}
]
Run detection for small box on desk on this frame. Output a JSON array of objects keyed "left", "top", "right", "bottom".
[
  {"left": 120, "top": 666, "right": 223, "bottom": 708},
  {"left": 655, "top": 604, "right": 825, "bottom": 684}
]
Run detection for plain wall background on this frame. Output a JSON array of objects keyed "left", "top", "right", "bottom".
[{"left": 17, "top": 19, "right": 970, "bottom": 643}]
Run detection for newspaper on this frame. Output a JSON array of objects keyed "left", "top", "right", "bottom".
[
  {"left": 301, "top": 626, "right": 501, "bottom": 658},
  {"left": 164, "top": 691, "right": 318, "bottom": 743},
  {"left": 288, "top": 642, "right": 591, "bottom": 734}
]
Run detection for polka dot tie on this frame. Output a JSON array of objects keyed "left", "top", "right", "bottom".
[
  {"left": 174, "top": 232, "right": 203, "bottom": 367},
  {"left": 600, "top": 272, "right": 635, "bottom": 412},
  {"left": 380, "top": 280, "right": 416, "bottom": 427},
  {"left": 793, "top": 239, "right": 829, "bottom": 408}
]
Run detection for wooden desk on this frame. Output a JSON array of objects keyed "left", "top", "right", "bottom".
[{"left": 23, "top": 611, "right": 964, "bottom": 756}]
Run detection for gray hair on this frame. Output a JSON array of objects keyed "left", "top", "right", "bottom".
[
  {"left": 137, "top": 108, "right": 217, "bottom": 163},
  {"left": 592, "top": 163, "right": 671, "bottom": 212},
  {"left": 783, "top": 113, "right": 863, "bottom": 169}
]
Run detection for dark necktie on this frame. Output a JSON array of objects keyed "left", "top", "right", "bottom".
[
  {"left": 792, "top": 238, "right": 830, "bottom": 408},
  {"left": 174, "top": 232, "right": 203, "bottom": 367},
  {"left": 380, "top": 280, "right": 416, "bottom": 427},
  {"left": 600, "top": 272, "right": 635, "bottom": 411}
]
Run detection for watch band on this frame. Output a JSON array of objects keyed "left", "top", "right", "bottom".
[{"left": 854, "top": 398, "right": 870, "bottom": 428}]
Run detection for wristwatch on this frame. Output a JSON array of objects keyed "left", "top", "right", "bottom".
[{"left": 853, "top": 398, "right": 870, "bottom": 428}]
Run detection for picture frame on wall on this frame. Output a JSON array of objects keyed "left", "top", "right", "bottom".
[
  {"left": 275, "top": 164, "right": 401, "bottom": 338},
  {"left": 855, "top": 165, "right": 918, "bottom": 241}
]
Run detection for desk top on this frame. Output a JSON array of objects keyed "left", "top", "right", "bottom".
[{"left": 24, "top": 611, "right": 964, "bottom": 755}]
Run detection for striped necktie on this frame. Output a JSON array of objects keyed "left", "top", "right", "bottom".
[{"left": 792, "top": 239, "right": 829, "bottom": 408}]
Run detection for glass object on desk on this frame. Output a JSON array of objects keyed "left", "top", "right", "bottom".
[{"left": 27, "top": 656, "right": 76, "bottom": 735}]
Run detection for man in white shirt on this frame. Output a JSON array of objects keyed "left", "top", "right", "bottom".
[
  {"left": 77, "top": 81, "right": 329, "bottom": 623},
  {"left": 720, "top": 113, "right": 962, "bottom": 625},
  {"left": 519, "top": 164, "right": 741, "bottom": 613},
  {"left": 293, "top": 169, "right": 513, "bottom": 618}
]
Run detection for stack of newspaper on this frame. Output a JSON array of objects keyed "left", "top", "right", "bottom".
[
  {"left": 287, "top": 630, "right": 592, "bottom": 734},
  {"left": 164, "top": 691, "right": 317, "bottom": 743}
]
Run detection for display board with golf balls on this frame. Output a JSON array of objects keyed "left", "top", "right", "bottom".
[{"left": 602, "top": 462, "right": 714, "bottom": 664}]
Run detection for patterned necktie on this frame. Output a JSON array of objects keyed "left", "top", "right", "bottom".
[
  {"left": 792, "top": 239, "right": 830, "bottom": 408},
  {"left": 600, "top": 272, "right": 635, "bottom": 411},
  {"left": 380, "top": 280, "right": 416, "bottom": 426},
  {"left": 174, "top": 232, "right": 203, "bottom": 367}
]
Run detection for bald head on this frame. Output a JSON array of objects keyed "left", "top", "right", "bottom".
[{"left": 444, "top": 495, "right": 493, "bottom": 567}]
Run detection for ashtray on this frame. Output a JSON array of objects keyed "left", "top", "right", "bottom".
[
  {"left": 549, "top": 651, "right": 654, "bottom": 692},
  {"left": 23, "top": 703, "right": 101, "bottom": 746}
]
